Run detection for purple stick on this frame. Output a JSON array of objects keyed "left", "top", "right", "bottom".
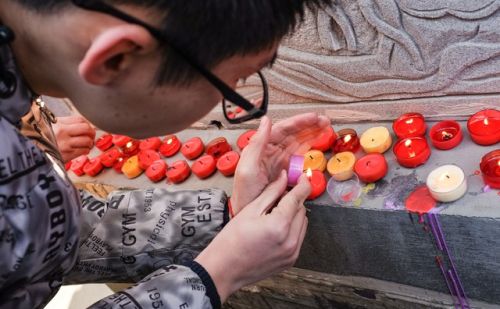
[
  {"left": 428, "top": 213, "right": 470, "bottom": 309},
  {"left": 432, "top": 213, "right": 470, "bottom": 308},
  {"left": 435, "top": 257, "right": 459, "bottom": 309}
]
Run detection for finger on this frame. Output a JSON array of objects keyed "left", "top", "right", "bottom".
[
  {"left": 273, "top": 174, "right": 311, "bottom": 221},
  {"left": 289, "top": 216, "right": 308, "bottom": 265},
  {"left": 250, "top": 170, "right": 288, "bottom": 215},
  {"left": 269, "top": 113, "right": 328, "bottom": 144},
  {"left": 239, "top": 116, "right": 271, "bottom": 167},
  {"left": 67, "top": 123, "right": 96, "bottom": 138},
  {"left": 68, "top": 136, "right": 94, "bottom": 149},
  {"left": 57, "top": 116, "right": 88, "bottom": 124}
]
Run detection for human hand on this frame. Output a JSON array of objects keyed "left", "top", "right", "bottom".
[
  {"left": 53, "top": 116, "right": 96, "bottom": 163},
  {"left": 195, "top": 171, "right": 311, "bottom": 302},
  {"left": 231, "top": 113, "right": 329, "bottom": 215}
]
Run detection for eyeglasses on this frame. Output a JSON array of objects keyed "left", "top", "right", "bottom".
[{"left": 71, "top": 0, "right": 269, "bottom": 124}]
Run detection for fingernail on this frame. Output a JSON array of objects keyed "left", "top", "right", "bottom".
[{"left": 258, "top": 116, "right": 269, "bottom": 131}]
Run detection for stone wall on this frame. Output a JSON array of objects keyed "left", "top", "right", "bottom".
[{"left": 243, "top": 0, "right": 500, "bottom": 106}]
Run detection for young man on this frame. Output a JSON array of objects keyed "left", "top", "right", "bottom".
[{"left": 0, "top": 1, "right": 330, "bottom": 308}]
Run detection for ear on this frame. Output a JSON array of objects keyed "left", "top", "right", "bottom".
[{"left": 79, "top": 24, "right": 156, "bottom": 86}]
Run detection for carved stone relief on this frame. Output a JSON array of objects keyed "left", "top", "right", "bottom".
[{"left": 254, "top": 0, "right": 500, "bottom": 104}]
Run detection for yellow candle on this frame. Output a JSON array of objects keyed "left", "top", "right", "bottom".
[
  {"left": 360, "top": 126, "right": 393, "bottom": 154},
  {"left": 327, "top": 152, "right": 356, "bottom": 181},
  {"left": 303, "top": 150, "right": 327, "bottom": 172},
  {"left": 122, "top": 155, "right": 144, "bottom": 179}
]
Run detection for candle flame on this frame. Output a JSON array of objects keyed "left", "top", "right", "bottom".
[
  {"left": 125, "top": 141, "right": 133, "bottom": 148},
  {"left": 405, "top": 118, "right": 414, "bottom": 125},
  {"left": 306, "top": 168, "right": 313, "bottom": 179},
  {"left": 405, "top": 139, "right": 412, "bottom": 147},
  {"left": 343, "top": 134, "right": 352, "bottom": 143},
  {"left": 441, "top": 131, "right": 453, "bottom": 141},
  {"left": 167, "top": 139, "right": 173, "bottom": 145},
  {"left": 484, "top": 118, "right": 489, "bottom": 126}
]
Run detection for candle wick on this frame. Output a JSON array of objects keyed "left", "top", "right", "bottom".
[
  {"left": 446, "top": 175, "right": 450, "bottom": 179},
  {"left": 336, "top": 158, "right": 341, "bottom": 163},
  {"left": 371, "top": 138, "right": 375, "bottom": 142},
  {"left": 309, "top": 155, "right": 314, "bottom": 160}
]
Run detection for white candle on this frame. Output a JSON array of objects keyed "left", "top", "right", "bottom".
[{"left": 426, "top": 165, "right": 467, "bottom": 202}]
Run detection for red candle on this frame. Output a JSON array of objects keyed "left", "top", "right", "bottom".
[
  {"left": 237, "top": 130, "right": 257, "bottom": 151},
  {"left": 429, "top": 120, "right": 463, "bottom": 150},
  {"left": 306, "top": 169, "right": 327, "bottom": 200},
  {"left": 354, "top": 153, "right": 388, "bottom": 183},
  {"left": 181, "top": 137, "right": 205, "bottom": 160},
  {"left": 83, "top": 157, "right": 104, "bottom": 177},
  {"left": 310, "top": 126, "right": 337, "bottom": 152},
  {"left": 206, "top": 137, "right": 232, "bottom": 160},
  {"left": 95, "top": 134, "right": 113, "bottom": 151},
  {"left": 333, "top": 129, "right": 360, "bottom": 153},
  {"left": 140, "top": 137, "right": 162, "bottom": 151},
  {"left": 467, "top": 109, "right": 500, "bottom": 146},
  {"left": 159, "top": 135, "right": 182, "bottom": 157},
  {"left": 113, "top": 135, "right": 132, "bottom": 148},
  {"left": 121, "top": 140, "right": 141, "bottom": 156},
  {"left": 192, "top": 155, "right": 217, "bottom": 179},
  {"left": 100, "top": 148, "right": 122, "bottom": 167},
  {"left": 138, "top": 150, "right": 161, "bottom": 170},
  {"left": 393, "top": 137, "right": 431, "bottom": 168},
  {"left": 216, "top": 151, "right": 240, "bottom": 177},
  {"left": 64, "top": 161, "right": 72, "bottom": 171},
  {"left": 146, "top": 160, "right": 167, "bottom": 183},
  {"left": 112, "top": 156, "right": 128, "bottom": 174},
  {"left": 70, "top": 155, "right": 89, "bottom": 177},
  {"left": 480, "top": 149, "right": 500, "bottom": 189},
  {"left": 393, "top": 113, "right": 427, "bottom": 139},
  {"left": 166, "top": 160, "right": 191, "bottom": 184}
]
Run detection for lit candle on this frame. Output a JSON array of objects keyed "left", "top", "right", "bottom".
[
  {"left": 393, "top": 137, "right": 431, "bottom": 168},
  {"left": 303, "top": 150, "right": 327, "bottom": 172},
  {"left": 70, "top": 155, "right": 89, "bottom": 177},
  {"left": 95, "top": 134, "right": 113, "bottom": 151},
  {"left": 83, "top": 157, "right": 104, "bottom": 177},
  {"left": 310, "top": 126, "right": 337, "bottom": 152},
  {"left": 112, "top": 135, "right": 132, "bottom": 148},
  {"left": 333, "top": 129, "right": 360, "bottom": 153},
  {"left": 393, "top": 113, "right": 427, "bottom": 139},
  {"left": 159, "top": 135, "right": 182, "bottom": 157},
  {"left": 166, "top": 160, "right": 191, "bottom": 184},
  {"left": 237, "top": 130, "right": 257, "bottom": 151},
  {"left": 306, "top": 169, "right": 327, "bottom": 200},
  {"left": 216, "top": 151, "right": 240, "bottom": 177},
  {"left": 467, "top": 109, "right": 500, "bottom": 146},
  {"left": 121, "top": 140, "right": 141, "bottom": 156},
  {"left": 99, "top": 148, "right": 122, "bottom": 168},
  {"left": 139, "top": 137, "right": 162, "bottom": 151},
  {"left": 181, "top": 137, "right": 205, "bottom": 160},
  {"left": 327, "top": 151, "right": 356, "bottom": 181},
  {"left": 122, "top": 155, "right": 144, "bottom": 179},
  {"left": 480, "top": 150, "right": 500, "bottom": 189},
  {"left": 192, "top": 155, "right": 217, "bottom": 179},
  {"left": 360, "top": 126, "right": 393, "bottom": 154},
  {"left": 146, "top": 160, "right": 167, "bottom": 183},
  {"left": 206, "top": 137, "right": 232, "bottom": 161},
  {"left": 354, "top": 153, "right": 388, "bottom": 183},
  {"left": 288, "top": 155, "right": 305, "bottom": 187},
  {"left": 138, "top": 150, "right": 161, "bottom": 170},
  {"left": 429, "top": 120, "right": 463, "bottom": 150},
  {"left": 112, "top": 156, "right": 128, "bottom": 174},
  {"left": 426, "top": 165, "right": 467, "bottom": 202}
]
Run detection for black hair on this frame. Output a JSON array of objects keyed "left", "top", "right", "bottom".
[{"left": 18, "top": 0, "right": 330, "bottom": 86}]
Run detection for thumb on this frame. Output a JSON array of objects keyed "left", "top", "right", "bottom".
[{"left": 239, "top": 116, "right": 271, "bottom": 167}]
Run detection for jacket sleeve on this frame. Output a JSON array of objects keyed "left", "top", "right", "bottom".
[{"left": 66, "top": 188, "right": 229, "bottom": 308}]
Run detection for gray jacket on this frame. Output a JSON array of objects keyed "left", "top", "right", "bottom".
[{"left": 0, "top": 42, "right": 227, "bottom": 308}]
